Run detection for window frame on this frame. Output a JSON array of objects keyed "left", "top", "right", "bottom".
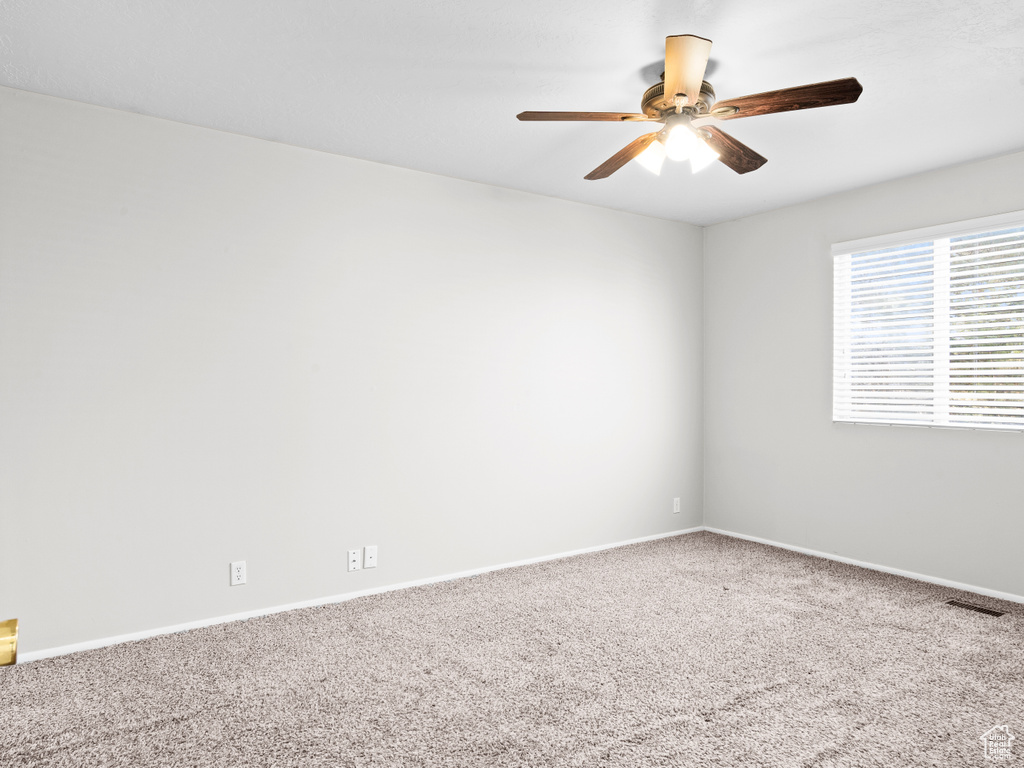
[{"left": 832, "top": 209, "right": 1024, "bottom": 433}]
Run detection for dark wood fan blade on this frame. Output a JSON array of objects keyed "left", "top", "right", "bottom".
[
  {"left": 708, "top": 77, "right": 863, "bottom": 120},
  {"left": 517, "top": 111, "right": 650, "bottom": 122},
  {"left": 584, "top": 133, "right": 661, "bottom": 180},
  {"left": 701, "top": 127, "right": 767, "bottom": 174}
]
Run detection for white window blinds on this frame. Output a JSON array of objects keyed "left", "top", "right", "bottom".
[{"left": 833, "top": 211, "right": 1024, "bottom": 431}]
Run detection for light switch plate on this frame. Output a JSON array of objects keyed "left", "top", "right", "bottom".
[{"left": 364, "top": 545, "right": 378, "bottom": 568}]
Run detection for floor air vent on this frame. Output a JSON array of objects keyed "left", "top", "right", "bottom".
[{"left": 945, "top": 599, "right": 1005, "bottom": 617}]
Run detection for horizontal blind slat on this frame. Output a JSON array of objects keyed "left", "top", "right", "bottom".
[{"left": 835, "top": 217, "right": 1024, "bottom": 431}]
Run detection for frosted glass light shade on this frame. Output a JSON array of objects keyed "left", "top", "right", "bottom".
[
  {"left": 689, "top": 138, "right": 720, "bottom": 173},
  {"left": 663, "top": 126, "right": 699, "bottom": 161},
  {"left": 634, "top": 140, "right": 667, "bottom": 175}
]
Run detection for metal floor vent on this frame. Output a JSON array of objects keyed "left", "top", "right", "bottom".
[{"left": 945, "top": 599, "right": 1005, "bottom": 617}]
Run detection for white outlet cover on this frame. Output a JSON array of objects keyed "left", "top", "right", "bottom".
[
  {"left": 347, "top": 549, "right": 362, "bottom": 572},
  {"left": 230, "top": 560, "right": 246, "bottom": 586},
  {"left": 364, "top": 545, "right": 378, "bottom": 568},
  {"left": 673, "top": 498, "right": 681, "bottom": 514}
]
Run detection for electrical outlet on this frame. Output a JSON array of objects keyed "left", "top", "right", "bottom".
[
  {"left": 364, "top": 545, "right": 378, "bottom": 569},
  {"left": 673, "top": 497, "right": 680, "bottom": 514},
  {"left": 348, "top": 549, "right": 362, "bottom": 572},
  {"left": 230, "top": 561, "right": 246, "bottom": 586}
]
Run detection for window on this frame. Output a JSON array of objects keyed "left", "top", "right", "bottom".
[{"left": 833, "top": 211, "right": 1024, "bottom": 431}]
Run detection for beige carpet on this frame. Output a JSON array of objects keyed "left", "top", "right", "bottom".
[{"left": 2, "top": 531, "right": 1022, "bottom": 767}]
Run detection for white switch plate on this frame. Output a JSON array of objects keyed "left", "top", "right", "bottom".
[
  {"left": 230, "top": 560, "right": 246, "bottom": 586},
  {"left": 673, "top": 497, "right": 680, "bottom": 514},
  {"left": 347, "top": 549, "right": 362, "bottom": 572},
  {"left": 364, "top": 545, "right": 378, "bottom": 568}
]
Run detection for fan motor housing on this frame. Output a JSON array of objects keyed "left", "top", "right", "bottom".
[{"left": 642, "top": 80, "right": 715, "bottom": 118}]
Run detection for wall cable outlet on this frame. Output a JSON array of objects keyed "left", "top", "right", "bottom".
[
  {"left": 230, "top": 561, "right": 246, "bottom": 586},
  {"left": 673, "top": 497, "right": 681, "bottom": 514},
  {"left": 347, "top": 549, "right": 362, "bottom": 572}
]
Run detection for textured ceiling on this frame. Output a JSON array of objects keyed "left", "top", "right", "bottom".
[{"left": 2, "top": 0, "right": 1024, "bottom": 225}]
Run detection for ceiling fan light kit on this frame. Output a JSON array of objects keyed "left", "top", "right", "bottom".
[
  {"left": 517, "top": 34, "right": 862, "bottom": 181},
  {"left": 634, "top": 140, "right": 667, "bottom": 175}
]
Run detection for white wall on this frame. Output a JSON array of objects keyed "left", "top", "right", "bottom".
[
  {"left": 0, "top": 86, "right": 704, "bottom": 654},
  {"left": 704, "top": 150, "right": 1024, "bottom": 597}
]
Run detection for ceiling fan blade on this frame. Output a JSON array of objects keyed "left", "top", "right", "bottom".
[
  {"left": 517, "top": 111, "right": 650, "bottom": 122},
  {"left": 664, "top": 35, "right": 712, "bottom": 107},
  {"left": 701, "top": 127, "right": 767, "bottom": 174},
  {"left": 584, "top": 132, "right": 660, "bottom": 180},
  {"left": 706, "top": 77, "right": 863, "bottom": 120}
]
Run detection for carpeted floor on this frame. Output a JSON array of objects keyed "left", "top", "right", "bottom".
[{"left": 2, "top": 531, "right": 1022, "bottom": 767}]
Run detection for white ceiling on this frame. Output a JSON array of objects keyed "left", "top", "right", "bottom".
[{"left": 2, "top": 0, "right": 1023, "bottom": 225}]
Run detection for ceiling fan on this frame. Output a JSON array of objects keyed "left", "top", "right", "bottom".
[{"left": 517, "top": 35, "right": 863, "bottom": 179}]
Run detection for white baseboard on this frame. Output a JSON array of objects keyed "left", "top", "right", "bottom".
[
  {"left": 22, "top": 523, "right": 1018, "bottom": 664},
  {"left": 704, "top": 527, "right": 1024, "bottom": 605},
  {"left": 18, "top": 526, "right": 702, "bottom": 664}
]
